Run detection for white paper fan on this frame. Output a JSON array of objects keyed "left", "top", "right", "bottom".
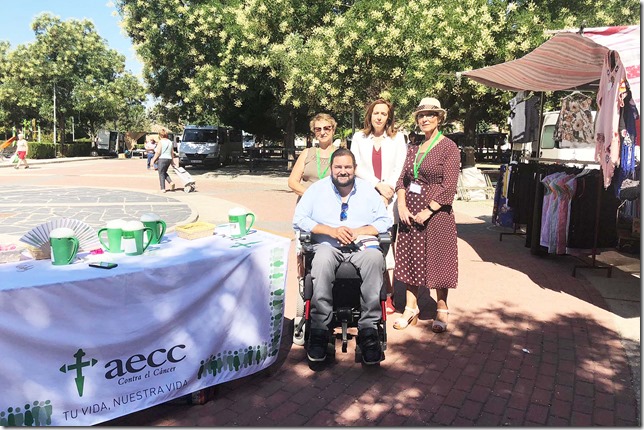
[{"left": 20, "top": 218, "right": 101, "bottom": 252}]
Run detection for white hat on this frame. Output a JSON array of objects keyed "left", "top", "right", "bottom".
[{"left": 412, "top": 97, "right": 447, "bottom": 118}]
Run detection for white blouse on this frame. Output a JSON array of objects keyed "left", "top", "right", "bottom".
[{"left": 350, "top": 131, "right": 407, "bottom": 189}]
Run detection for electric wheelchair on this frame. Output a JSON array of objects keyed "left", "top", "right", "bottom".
[{"left": 292, "top": 231, "right": 391, "bottom": 363}]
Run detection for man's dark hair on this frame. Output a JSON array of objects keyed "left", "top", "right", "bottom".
[{"left": 330, "top": 148, "right": 356, "bottom": 165}]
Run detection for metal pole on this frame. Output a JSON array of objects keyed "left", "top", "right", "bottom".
[
  {"left": 53, "top": 82, "right": 57, "bottom": 144},
  {"left": 72, "top": 116, "right": 75, "bottom": 141}
]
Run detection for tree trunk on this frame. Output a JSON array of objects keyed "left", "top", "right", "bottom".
[
  {"left": 463, "top": 110, "right": 478, "bottom": 148},
  {"left": 284, "top": 111, "right": 296, "bottom": 169},
  {"left": 284, "top": 110, "right": 295, "bottom": 149}
]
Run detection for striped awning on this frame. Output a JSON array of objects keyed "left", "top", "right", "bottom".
[{"left": 462, "top": 32, "right": 609, "bottom": 92}]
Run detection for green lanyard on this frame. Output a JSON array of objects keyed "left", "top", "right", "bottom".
[
  {"left": 316, "top": 148, "right": 333, "bottom": 179},
  {"left": 413, "top": 132, "right": 442, "bottom": 179}
]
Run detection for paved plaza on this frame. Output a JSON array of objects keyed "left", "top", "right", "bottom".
[{"left": 0, "top": 156, "right": 640, "bottom": 426}]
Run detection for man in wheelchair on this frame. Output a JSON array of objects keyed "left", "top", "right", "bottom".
[{"left": 293, "top": 148, "right": 392, "bottom": 365}]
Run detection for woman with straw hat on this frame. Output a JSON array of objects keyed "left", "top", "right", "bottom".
[{"left": 392, "top": 97, "right": 460, "bottom": 333}]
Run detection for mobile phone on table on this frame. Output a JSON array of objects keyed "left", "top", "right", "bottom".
[{"left": 89, "top": 262, "right": 118, "bottom": 269}]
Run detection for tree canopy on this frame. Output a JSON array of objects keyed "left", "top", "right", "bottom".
[
  {"left": 0, "top": 13, "right": 147, "bottom": 142},
  {"left": 116, "top": 0, "right": 639, "bottom": 146}
]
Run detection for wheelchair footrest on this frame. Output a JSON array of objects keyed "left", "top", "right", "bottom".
[{"left": 341, "top": 322, "right": 349, "bottom": 353}]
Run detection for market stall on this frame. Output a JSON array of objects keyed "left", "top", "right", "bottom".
[{"left": 461, "top": 25, "right": 640, "bottom": 273}]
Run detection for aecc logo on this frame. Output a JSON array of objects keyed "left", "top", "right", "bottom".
[{"left": 60, "top": 345, "right": 187, "bottom": 396}]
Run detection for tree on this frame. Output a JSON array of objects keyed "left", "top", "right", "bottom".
[
  {"left": 115, "top": 0, "right": 639, "bottom": 146},
  {"left": 0, "top": 13, "right": 147, "bottom": 142},
  {"left": 116, "top": 0, "right": 340, "bottom": 145}
]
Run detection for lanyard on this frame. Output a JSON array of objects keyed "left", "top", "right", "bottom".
[
  {"left": 413, "top": 132, "right": 442, "bottom": 179},
  {"left": 316, "top": 148, "right": 333, "bottom": 179}
]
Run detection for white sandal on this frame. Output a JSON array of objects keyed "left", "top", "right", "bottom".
[
  {"left": 432, "top": 309, "right": 449, "bottom": 333},
  {"left": 393, "top": 306, "right": 420, "bottom": 330}
]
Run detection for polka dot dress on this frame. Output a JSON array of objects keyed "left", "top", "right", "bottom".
[{"left": 394, "top": 136, "right": 460, "bottom": 289}]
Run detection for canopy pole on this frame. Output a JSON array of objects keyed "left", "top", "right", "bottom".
[{"left": 532, "top": 92, "right": 545, "bottom": 159}]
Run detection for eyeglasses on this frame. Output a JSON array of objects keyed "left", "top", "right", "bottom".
[
  {"left": 313, "top": 126, "right": 333, "bottom": 134},
  {"left": 416, "top": 112, "right": 439, "bottom": 120},
  {"left": 340, "top": 202, "right": 348, "bottom": 221}
]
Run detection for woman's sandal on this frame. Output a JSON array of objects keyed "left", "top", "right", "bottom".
[
  {"left": 432, "top": 309, "right": 449, "bottom": 333},
  {"left": 393, "top": 306, "right": 420, "bottom": 330}
]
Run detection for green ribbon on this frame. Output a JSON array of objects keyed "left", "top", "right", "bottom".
[
  {"left": 316, "top": 148, "right": 333, "bottom": 179},
  {"left": 413, "top": 132, "right": 442, "bottom": 179}
]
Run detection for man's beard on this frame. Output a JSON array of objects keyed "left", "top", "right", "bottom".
[{"left": 332, "top": 175, "right": 355, "bottom": 189}]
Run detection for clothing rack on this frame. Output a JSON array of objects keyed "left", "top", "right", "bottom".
[{"left": 525, "top": 157, "right": 612, "bottom": 278}]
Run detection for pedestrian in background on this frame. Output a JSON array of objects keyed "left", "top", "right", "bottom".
[
  {"left": 150, "top": 129, "right": 176, "bottom": 193},
  {"left": 145, "top": 137, "right": 158, "bottom": 170},
  {"left": 14, "top": 133, "right": 30, "bottom": 169},
  {"left": 393, "top": 97, "right": 460, "bottom": 333},
  {"left": 350, "top": 99, "right": 407, "bottom": 314}
]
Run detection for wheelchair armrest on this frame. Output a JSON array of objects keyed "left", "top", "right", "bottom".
[
  {"left": 298, "top": 231, "right": 315, "bottom": 253},
  {"left": 378, "top": 232, "right": 391, "bottom": 246},
  {"left": 378, "top": 232, "right": 392, "bottom": 255}
]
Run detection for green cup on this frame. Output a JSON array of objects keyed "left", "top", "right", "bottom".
[
  {"left": 49, "top": 227, "right": 80, "bottom": 266},
  {"left": 122, "top": 221, "right": 153, "bottom": 256},
  {"left": 98, "top": 219, "right": 125, "bottom": 253},
  {"left": 228, "top": 207, "right": 255, "bottom": 238},
  {"left": 140, "top": 213, "right": 167, "bottom": 245}
]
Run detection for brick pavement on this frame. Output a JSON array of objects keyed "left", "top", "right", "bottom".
[
  {"left": 102, "top": 209, "right": 640, "bottom": 426},
  {"left": 0, "top": 157, "right": 639, "bottom": 426}
]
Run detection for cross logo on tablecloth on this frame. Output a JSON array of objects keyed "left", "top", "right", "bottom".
[{"left": 59, "top": 348, "right": 98, "bottom": 397}]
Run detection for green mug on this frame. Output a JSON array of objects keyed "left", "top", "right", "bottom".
[
  {"left": 228, "top": 207, "right": 255, "bottom": 238},
  {"left": 98, "top": 219, "right": 125, "bottom": 253},
  {"left": 122, "top": 221, "right": 153, "bottom": 256},
  {"left": 140, "top": 213, "right": 167, "bottom": 245},
  {"left": 49, "top": 227, "right": 80, "bottom": 266}
]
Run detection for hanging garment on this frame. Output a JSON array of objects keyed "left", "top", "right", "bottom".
[
  {"left": 509, "top": 92, "right": 527, "bottom": 143},
  {"left": 554, "top": 92, "right": 595, "bottom": 148},
  {"left": 524, "top": 96, "right": 541, "bottom": 143},
  {"left": 613, "top": 89, "right": 640, "bottom": 197},
  {"left": 567, "top": 170, "right": 619, "bottom": 250},
  {"left": 555, "top": 174, "right": 577, "bottom": 255},
  {"left": 540, "top": 172, "right": 572, "bottom": 254},
  {"left": 594, "top": 50, "right": 628, "bottom": 189},
  {"left": 492, "top": 164, "right": 514, "bottom": 227}
]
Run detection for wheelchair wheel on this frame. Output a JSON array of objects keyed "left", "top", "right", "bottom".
[
  {"left": 293, "top": 316, "right": 306, "bottom": 346},
  {"left": 326, "top": 333, "right": 336, "bottom": 359},
  {"left": 295, "top": 280, "right": 305, "bottom": 318}
]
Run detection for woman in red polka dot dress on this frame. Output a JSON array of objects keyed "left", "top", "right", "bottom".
[{"left": 393, "top": 97, "right": 460, "bottom": 333}]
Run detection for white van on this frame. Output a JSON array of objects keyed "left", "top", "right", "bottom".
[
  {"left": 92, "top": 130, "right": 123, "bottom": 156},
  {"left": 178, "top": 125, "right": 243, "bottom": 168},
  {"left": 178, "top": 125, "right": 219, "bottom": 168}
]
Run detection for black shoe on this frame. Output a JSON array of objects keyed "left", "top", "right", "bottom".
[
  {"left": 358, "top": 327, "right": 382, "bottom": 365},
  {"left": 307, "top": 328, "right": 329, "bottom": 362}
]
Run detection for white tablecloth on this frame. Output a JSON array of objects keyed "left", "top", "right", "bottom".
[{"left": 0, "top": 230, "right": 290, "bottom": 426}]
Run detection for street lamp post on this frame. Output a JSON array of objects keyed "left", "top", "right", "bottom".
[{"left": 53, "top": 82, "right": 57, "bottom": 144}]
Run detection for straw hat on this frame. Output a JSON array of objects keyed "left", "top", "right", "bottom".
[{"left": 412, "top": 97, "right": 447, "bottom": 118}]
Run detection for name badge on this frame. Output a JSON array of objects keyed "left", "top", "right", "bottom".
[{"left": 409, "top": 182, "right": 422, "bottom": 194}]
